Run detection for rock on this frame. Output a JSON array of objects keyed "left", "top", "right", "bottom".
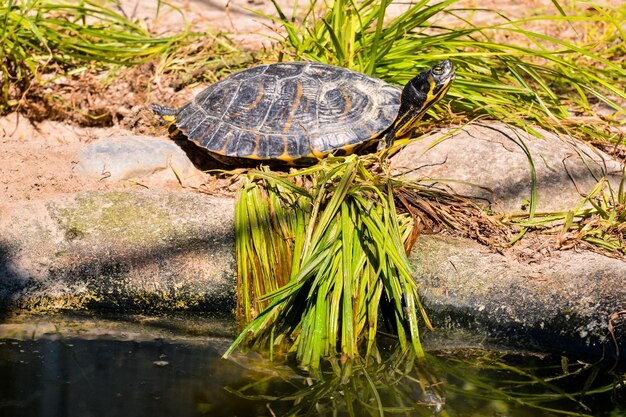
[
  {"left": 411, "top": 235, "right": 626, "bottom": 361},
  {"left": 0, "top": 190, "right": 236, "bottom": 311},
  {"left": 74, "top": 136, "right": 204, "bottom": 187},
  {"left": 391, "top": 122, "right": 624, "bottom": 214}
]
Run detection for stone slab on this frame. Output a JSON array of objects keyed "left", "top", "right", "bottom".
[
  {"left": 391, "top": 122, "right": 624, "bottom": 214},
  {"left": 75, "top": 136, "right": 204, "bottom": 187},
  {"left": 0, "top": 190, "right": 236, "bottom": 311}
]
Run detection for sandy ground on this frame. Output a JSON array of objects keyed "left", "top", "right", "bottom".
[{"left": 1, "top": 0, "right": 623, "bottom": 209}]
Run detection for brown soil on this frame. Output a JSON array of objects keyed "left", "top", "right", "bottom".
[{"left": 1, "top": 0, "right": 624, "bottom": 211}]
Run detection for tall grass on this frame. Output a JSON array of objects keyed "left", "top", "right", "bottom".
[
  {"left": 268, "top": 0, "right": 625, "bottom": 143},
  {"left": 0, "top": 0, "right": 184, "bottom": 113},
  {"left": 225, "top": 151, "right": 508, "bottom": 372}
]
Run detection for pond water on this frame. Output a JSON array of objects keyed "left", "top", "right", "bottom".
[{"left": 0, "top": 312, "right": 623, "bottom": 417}]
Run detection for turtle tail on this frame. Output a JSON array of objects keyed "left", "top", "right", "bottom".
[
  {"left": 151, "top": 103, "right": 177, "bottom": 122},
  {"left": 151, "top": 103, "right": 183, "bottom": 139}
]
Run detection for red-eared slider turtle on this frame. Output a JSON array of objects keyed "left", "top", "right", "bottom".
[{"left": 152, "top": 60, "right": 454, "bottom": 166}]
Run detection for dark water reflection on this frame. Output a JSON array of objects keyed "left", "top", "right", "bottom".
[
  {"left": 1, "top": 338, "right": 255, "bottom": 417},
  {"left": 0, "top": 313, "right": 623, "bottom": 417}
]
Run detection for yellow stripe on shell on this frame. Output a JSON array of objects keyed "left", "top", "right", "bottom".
[
  {"left": 338, "top": 88, "right": 352, "bottom": 126},
  {"left": 282, "top": 81, "right": 303, "bottom": 133},
  {"left": 227, "top": 82, "right": 265, "bottom": 119}
]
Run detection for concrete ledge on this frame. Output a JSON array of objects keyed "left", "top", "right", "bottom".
[
  {"left": 410, "top": 235, "right": 625, "bottom": 361},
  {"left": 0, "top": 190, "right": 624, "bottom": 362},
  {"left": 0, "top": 191, "right": 236, "bottom": 312}
]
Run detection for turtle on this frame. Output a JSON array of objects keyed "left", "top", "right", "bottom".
[{"left": 152, "top": 60, "right": 454, "bottom": 166}]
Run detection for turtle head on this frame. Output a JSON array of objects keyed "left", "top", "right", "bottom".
[{"left": 385, "top": 60, "right": 455, "bottom": 146}]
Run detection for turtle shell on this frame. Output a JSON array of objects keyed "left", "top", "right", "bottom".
[{"left": 172, "top": 62, "right": 401, "bottom": 164}]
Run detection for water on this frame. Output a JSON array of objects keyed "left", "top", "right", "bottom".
[{"left": 0, "top": 313, "right": 623, "bottom": 417}]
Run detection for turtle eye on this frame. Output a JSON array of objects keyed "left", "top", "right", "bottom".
[{"left": 432, "top": 64, "right": 444, "bottom": 76}]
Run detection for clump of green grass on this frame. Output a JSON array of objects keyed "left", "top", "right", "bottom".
[
  {"left": 0, "top": 0, "right": 185, "bottom": 113},
  {"left": 225, "top": 154, "right": 430, "bottom": 373}
]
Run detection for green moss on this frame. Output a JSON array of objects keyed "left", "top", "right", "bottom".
[
  {"left": 51, "top": 192, "right": 176, "bottom": 247},
  {"left": 10, "top": 289, "right": 228, "bottom": 313},
  {"left": 14, "top": 293, "right": 99, "bottom": 313}
]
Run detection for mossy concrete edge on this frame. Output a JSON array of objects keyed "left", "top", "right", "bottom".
[
  {"left": 0, "top": 190, "right": 623, "bottom": 362},
  {"left": 0, "top": 190, "right": 237, "bottom": 314}
]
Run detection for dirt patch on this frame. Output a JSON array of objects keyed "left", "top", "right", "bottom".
[{"left": 0, "top": 113, "right": 129, "bottom": 203}]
